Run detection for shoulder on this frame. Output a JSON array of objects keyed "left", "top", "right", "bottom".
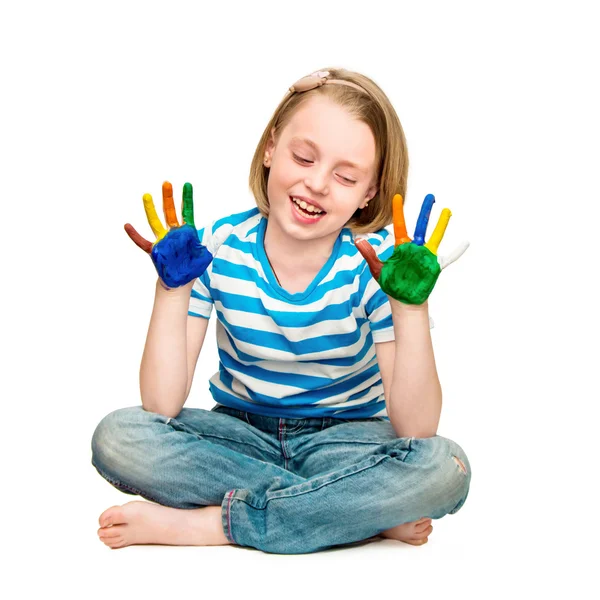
[
  {"left": 200, "top": 207, "right": 261, "bottom": 255},
  {"left": 211, "top": 206, "right": 261, "bottom": 233}
]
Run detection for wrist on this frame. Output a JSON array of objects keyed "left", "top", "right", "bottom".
[
  {"left": 156, "top": 277, "right": 195, "bottom": 296},
  {"left": 388, "top": 296, "right": 429, "bottom": 315}
]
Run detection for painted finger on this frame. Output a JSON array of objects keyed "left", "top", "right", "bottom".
[
  {"left": 355, "top": 238, "right": 384, "bottom": 280},
  {"left": 162, "top": 181, "right": 180, "bottom": 229},
  {"left": 392, "top": 194, "right": 412, "bottom": 246},
  {"left": 124, "top": 223, "right": 153, "bottom": 253},
  {"left": 142, "top": 193, "right": 168, "bottom": 241},
  {"left": 413, "top": 194, "right": 436, "bottom": 246},
  {"left": 424, "top": 208, "right": 452, "bottom": 255},
  {"left": 439, "top": 240, "right": 470, "bottom": 270},
  {"left": 181, "top": 182, "right": 196, "bottom": 228}
]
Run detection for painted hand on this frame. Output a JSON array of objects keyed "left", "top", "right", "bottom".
[
  {"left": 355, "top": 194, "right": 469, "bottom": 305},
  {"left": 124, "top": 181, "right": 213, "bottom": 289}
]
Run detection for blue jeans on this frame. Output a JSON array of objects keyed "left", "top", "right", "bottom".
[{"left": 91, "top": 404, "right": 471, "bottom": 554}]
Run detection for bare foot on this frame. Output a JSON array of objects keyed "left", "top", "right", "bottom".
[
  {"left": 97, "top": 500, "right": 231, "bottom": 549},
  {"left": 379, "top": 517, "right": 433, "bottom": 545}
]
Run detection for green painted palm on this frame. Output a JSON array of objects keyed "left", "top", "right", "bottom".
[{"left": 355, "top": 193, "right": 469, "bottom": 305}]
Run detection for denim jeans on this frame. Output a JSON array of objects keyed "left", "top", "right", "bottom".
[{"left": 91, "top": 404, "right": 471, "bottom": 554}]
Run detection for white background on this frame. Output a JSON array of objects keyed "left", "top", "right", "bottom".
[{"left": 2, "top": 0, "right": 597, "bottom": 597}]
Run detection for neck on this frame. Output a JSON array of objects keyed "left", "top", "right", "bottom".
[{"left": 263, "top": 216, "right": 340, "bottom": 273}]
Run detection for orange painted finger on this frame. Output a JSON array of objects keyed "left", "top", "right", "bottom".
[
  {"left": 124, "top": 223, "right": 153, "bottom": 253},
  {"left": 392, "top": 194, "right": 412, "bottom": 246},
  {"left": 355, "top": 238, "right": 384, "bottom": 281},
  {"left": 162, "top": 181, "right": 180, "bottom": 229}
]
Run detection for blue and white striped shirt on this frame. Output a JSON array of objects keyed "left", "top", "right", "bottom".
[{"left": 188, "top": 207, "right": 434, "bottom": 420}]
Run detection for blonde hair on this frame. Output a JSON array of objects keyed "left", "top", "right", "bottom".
[{"left": 248, "top": 66, "right": 409, "bottom": 235}]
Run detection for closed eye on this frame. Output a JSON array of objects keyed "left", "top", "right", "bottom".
[{"left": 293, "top": 154, "right": 356, "bottom": 184}]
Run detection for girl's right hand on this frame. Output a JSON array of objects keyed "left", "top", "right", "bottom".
[{"left": 124, "top": 181, "right": 213, "bottom": 290}]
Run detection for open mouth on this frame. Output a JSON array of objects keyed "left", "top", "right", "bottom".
[{"left": 289, "top": 196, "right": 327, "bottom": 220}]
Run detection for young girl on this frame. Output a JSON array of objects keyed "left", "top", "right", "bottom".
[{"left": 91, "top": 67, "right": 471, "bottom": 555}]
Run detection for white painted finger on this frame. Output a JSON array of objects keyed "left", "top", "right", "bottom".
[
  {"left": 206, "top": 223, "right": 235, "bottom": 257},
  {"left": 439, "top": 240, "right": 470, "bottom": 270}
]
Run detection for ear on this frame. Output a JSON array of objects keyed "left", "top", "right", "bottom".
[
  {"left": 265, "top": 127, "right": 277, "bottom": 156},
  {"left": 360, "top": 183, "right": 379, "bottom": 208}
]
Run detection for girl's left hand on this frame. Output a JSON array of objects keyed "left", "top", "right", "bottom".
[{"left": 355, "top": 193, "right": 470, "bottom": 305}]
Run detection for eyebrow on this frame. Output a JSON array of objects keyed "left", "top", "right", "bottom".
[{"left": 290, "top": 136, "right": 368, "bottom": 173}]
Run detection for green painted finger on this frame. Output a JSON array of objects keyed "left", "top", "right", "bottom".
[{"left": 181, "top": 182, "right": 195, "bottom": 228}]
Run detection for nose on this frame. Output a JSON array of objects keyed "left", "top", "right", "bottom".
[{"left": 304, "top": 170, "right": 329, "bottom": 196}]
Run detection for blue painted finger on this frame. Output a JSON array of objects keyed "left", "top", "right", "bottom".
[{"left": 413, "top": 194, "right": 436, "bottom": 246}]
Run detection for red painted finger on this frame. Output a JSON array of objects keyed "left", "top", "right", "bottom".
[
  {"left": 124, "top": 223, "right": 153, "bottom": 253},
  {"left": 355, "top": 238, "right": 383, "bottom": 281}
]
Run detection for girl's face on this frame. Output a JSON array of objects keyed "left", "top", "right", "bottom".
[{"left": 264, "top": 95, "right": 379, "bottom": 243}]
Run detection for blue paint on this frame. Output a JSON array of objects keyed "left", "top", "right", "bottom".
[
  {"left": 413, "top": 194, "right": 435, "bottom": 246},
  {"left": 151, "top": 224, "right": 213, "bottom": 288}
]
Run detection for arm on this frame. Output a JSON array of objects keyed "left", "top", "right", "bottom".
[
  {"left": 382, "top": 299, "right": 442, "bottom": 438},
  {"left": 126, "top": 181, "right": 215, "bottom": 418},
  {"left": 140, "top": 278, "right": 208, "bottom": 418},
  {"left": 357, "top": 193, "right": 467, "bottom": 438},
  {"left": 184, "top": 311, "right": 210, "bottom": 400}
]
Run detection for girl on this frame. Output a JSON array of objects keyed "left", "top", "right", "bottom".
[{"left": 91, "top": 67, "right": 471, "bottom": 554}]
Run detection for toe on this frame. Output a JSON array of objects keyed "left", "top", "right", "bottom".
[
  {"left": 99, "top": 506, "right": 116, "bottom": 527},
  {"left": 405, "top": 537, "right": 428, "bottom": 546},
  {"left": 416, "top": 522, "right": 433, "bottom": 533},
  {"left": 99, "top": 505, "right": 125, "bottom": 528},
  {"left": 100, "top": 531, "right": 126, "bottom": 547},
  {"left": 99, "top": 526, "right": 123, "bottom": 539}
]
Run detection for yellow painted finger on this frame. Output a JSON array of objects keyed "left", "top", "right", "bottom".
[
  {"left": 142, "top": 193, "right": 168, "bottom": 241},
  {"left": 162, "top": 181, "right": 180, "bottom": 229},
  {"left": 392, "top": 194, "right": 412, "bottom": 246},
  {"left": 424, "top": 208, "right": 452, "bottom": 255}
]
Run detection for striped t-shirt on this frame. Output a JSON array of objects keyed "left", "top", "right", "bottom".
[{"left": 188, "top": 206, "right": 434, "bottom": 421}]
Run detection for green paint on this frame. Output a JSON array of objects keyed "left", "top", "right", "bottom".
[
  {"left": 182, "top": 182, "right": 195, "bottom": 228},
  {"left": 379, "top": 243, "right": 441, "bottom": 305}
]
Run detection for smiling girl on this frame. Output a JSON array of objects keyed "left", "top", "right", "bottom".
[{"left": 91, "top": 67, "right": 471, "bottom": 554}]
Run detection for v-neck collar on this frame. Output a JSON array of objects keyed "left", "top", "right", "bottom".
[{"left": 256, "top": 215, "right": 345, "bottom": 302}]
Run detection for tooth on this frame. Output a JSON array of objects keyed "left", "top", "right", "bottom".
[{"left": 293, "top": 197, "right": 322, "bottom": 213}]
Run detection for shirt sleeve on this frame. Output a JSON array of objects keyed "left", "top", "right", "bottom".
[
  {"left": 187, "top": 225, "right": 214, "bottom": 320},
  {"left": 187, "top": 218, "right": 235, "bottom": 319},
  {"left": 358, "top": 230, "right": 435, "bottom": 343}
]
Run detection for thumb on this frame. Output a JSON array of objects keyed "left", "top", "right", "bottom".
[
  {"left": 355, "top": 238, "right": 383, "bottom": 280},
  {"left": 439, "top": 240, "right": 470, "bottom": 270}
]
